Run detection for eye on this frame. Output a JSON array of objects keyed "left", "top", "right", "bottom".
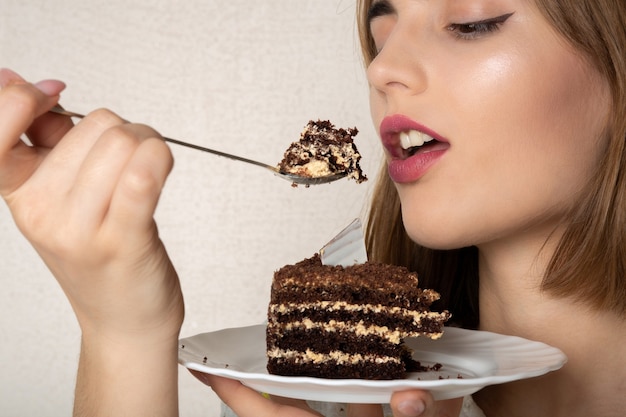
[
  {"left": 367, "top": 0, "right": 396, "bottom": 55},
  {"left": 448, "top": 12, "right": 514, "bottom": 40}
]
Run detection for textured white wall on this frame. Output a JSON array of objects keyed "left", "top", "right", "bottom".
[{"left": 0, "top": 1, "right": 381, "bottom": 416}]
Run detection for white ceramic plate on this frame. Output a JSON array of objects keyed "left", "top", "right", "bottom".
[{"left": 178, "top": 324, "right": 566, "bottom": 403}]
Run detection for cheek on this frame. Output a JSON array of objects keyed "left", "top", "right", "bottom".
[
  {"left": 451, "top": 37, "right": 608, "bottom": 186},
  {"left": 498, "top": 52, "right": 608, "bottom": 184},
  {"left": 399, "top": 52, "right": 609, "bottom": 249}
]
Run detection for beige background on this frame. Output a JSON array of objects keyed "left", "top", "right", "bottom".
[{"left": 0, "top": 1, "right": 381, "bottom": 415}]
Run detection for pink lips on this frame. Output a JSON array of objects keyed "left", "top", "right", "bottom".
[{"left": 380, "top": 114, "right": 449, "bottom": 183}]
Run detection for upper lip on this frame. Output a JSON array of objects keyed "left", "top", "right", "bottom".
[{"left": 380, "top": 114, "right": 447, "bottom": 158}]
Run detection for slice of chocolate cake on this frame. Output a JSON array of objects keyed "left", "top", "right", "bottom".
[
  {"left": 266, "top": 254, "right": 450, "bottom": 380},
  {"left": 277, "top": 120, "right": 367, "bottom": 184}
]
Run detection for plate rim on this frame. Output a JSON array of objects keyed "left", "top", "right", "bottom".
[{"left": 178, "top": 324, "right": 567, "bottom": 402}]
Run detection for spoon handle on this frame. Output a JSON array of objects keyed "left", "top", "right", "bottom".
[{"left": 48, "top": 106, "right": 278, "bottom": 172}]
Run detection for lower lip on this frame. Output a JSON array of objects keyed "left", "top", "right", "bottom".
[{"left": 387, "top": 146, "right": 448, "bottom": 183}]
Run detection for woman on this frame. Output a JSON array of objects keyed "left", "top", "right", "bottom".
[
  {"left": 359, "top": 0, "right": 626, "bottom": 415},
  {"left": 0, "top": 1, "right": 624, "bottom": 417}
]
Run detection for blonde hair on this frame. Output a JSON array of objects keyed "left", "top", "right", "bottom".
[{"left": 358, "top": 0, "right": 626, "bottom": 325}]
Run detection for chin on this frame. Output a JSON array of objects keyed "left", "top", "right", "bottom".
[{"left": 401, "top": 208, "right": 474, "bottom": 251}]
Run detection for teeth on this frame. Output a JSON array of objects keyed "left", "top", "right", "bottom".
[{"left": 399, "top": 130, "right": 435, "bottom": 150}]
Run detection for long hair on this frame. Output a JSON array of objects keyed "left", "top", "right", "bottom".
[{"left": 357, "top": 0, "right": 626, "bottom": 327}]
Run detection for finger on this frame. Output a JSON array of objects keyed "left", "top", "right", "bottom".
[
  {"left": 390, "top": 390, "right": 463, "bottom": 417},
  {"left": 25, "top": 109, "right": 127, "bottom": 205},
  {"left": 269, "top": 394, "right": 310, "bottom": 409},
  {"left": 26, "top": 103, "right": 74, "bottom": 149},
  {"left": 0, "top": 70, "right": 66, "bottom": 150},
  {"left": 0, "top": 69, "right": 66, "bottom": 197},
  {"left": 390, "top": 390, "right": 432, "bottom": 417},
  {"left": 105, "top": 134, "right": 173, "bottom": 234},
  {"left": 68, "top": 123, "right": 165, "bottom": 230},
  {"left": 347, "top": 404, "right": 384, "bottom": 417},
  {"left": 207, "top": 375, "right": 324, "bottom": 417},
  {"left": 43, "top": 108, "right": 126, "bottom": 175},
  {"left": 188, "top": 369, "right": 212, "bottom": 387},
  {"left": 0, "top": 69, "right": 66, "bottom": 97}
]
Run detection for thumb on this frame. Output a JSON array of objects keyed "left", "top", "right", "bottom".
[
  {"left": 390, "top": 390, "right": 462, "bottom": 417},
  {"left": 0, "top": 68, "right": 67, "bottom": 198}
]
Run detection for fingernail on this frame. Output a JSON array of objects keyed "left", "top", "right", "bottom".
[
  {"left": 397, "top": 400, "right": 426, "bottom": 416},
  {"left": 34, "top": 79, "right": 66, "bottom": 96}
]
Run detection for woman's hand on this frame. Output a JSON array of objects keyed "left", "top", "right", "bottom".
[
  {"left": 193, "top": 373, "right": 463, "bottom": 417},
  {"left": 0, "top": 68, "right": 183, "bottom": 416}
]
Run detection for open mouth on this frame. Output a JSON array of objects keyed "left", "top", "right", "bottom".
[{"left": 399, "top": 130, "right": 438, "bottom": 158}]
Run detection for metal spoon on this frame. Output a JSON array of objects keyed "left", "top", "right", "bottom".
[{"left": 48, "top": 106, "right": 347, "bottom": 186}]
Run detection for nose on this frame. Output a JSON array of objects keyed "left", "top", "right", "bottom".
[{"left": 366, "top": 25, "right": 428, "bottom": 98}]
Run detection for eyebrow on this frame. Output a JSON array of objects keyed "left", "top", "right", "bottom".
[{"left": 367, "top": 0, "right": 396, "bottom": 25}]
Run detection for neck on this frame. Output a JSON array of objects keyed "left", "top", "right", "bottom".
[{"left": 474, "top": 233, "right": 626, "bottom": 417}]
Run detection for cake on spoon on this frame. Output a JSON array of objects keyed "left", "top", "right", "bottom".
[{"left": 277, "top": 120, "right": 367, "bottom": 185}]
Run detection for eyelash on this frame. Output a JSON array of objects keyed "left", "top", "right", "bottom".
[{"left": 447, "top": 13, "right": 514, "bottom": 40}]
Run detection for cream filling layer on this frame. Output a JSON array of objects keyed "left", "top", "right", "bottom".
[
  {"left": 268, "top": 317, "right": 404, "bottom": 343},
  {"left": 267, "top": 347, "right": 400, "bottom": 365},
  {"left": 270, "top": 301, "right": 447, "bottom": 323},
  {"left": 297, "top": 160, "right": 332, "bottom": 176}
]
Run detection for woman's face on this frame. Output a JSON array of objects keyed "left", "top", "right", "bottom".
[{"left": 367, "top": 0, "right": 611, "bottom": 250}]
